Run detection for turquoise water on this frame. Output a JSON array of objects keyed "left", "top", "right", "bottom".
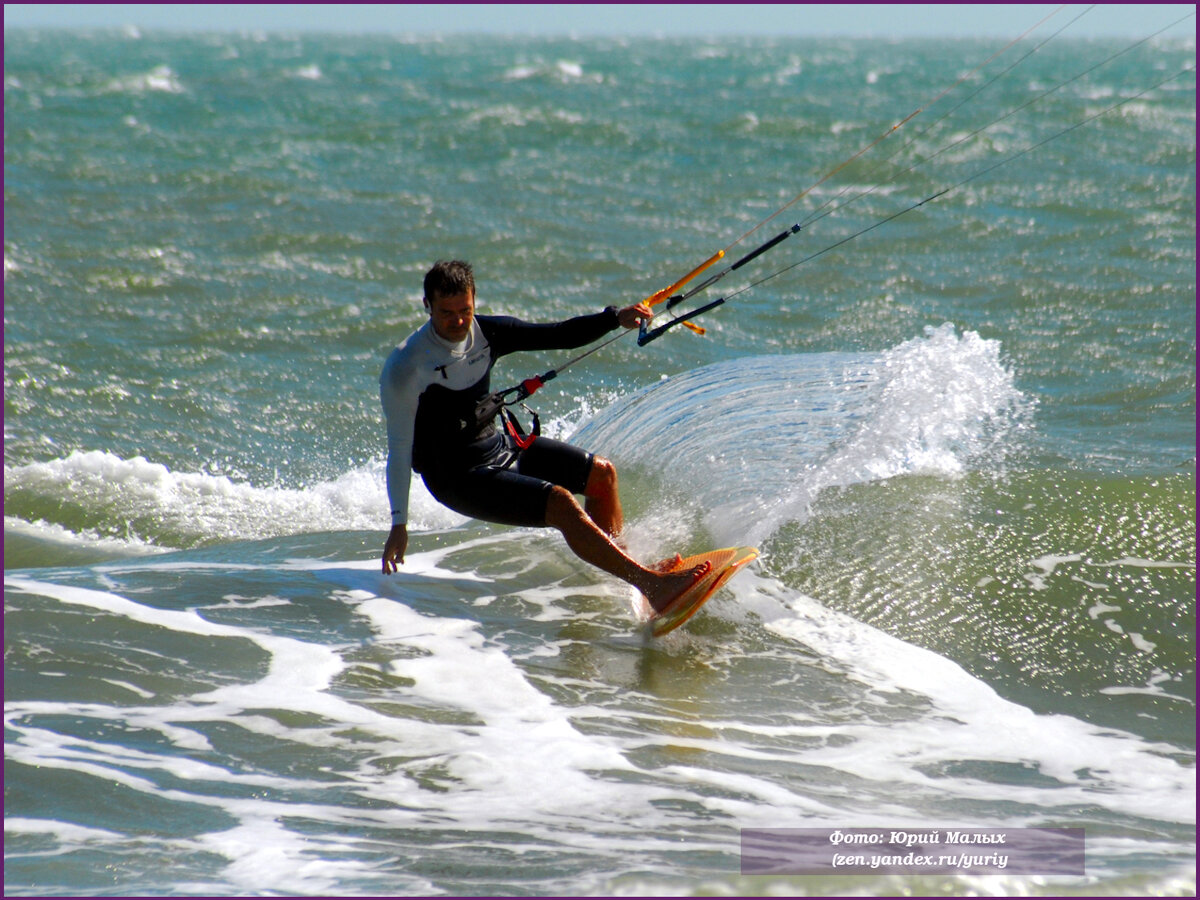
[{"left": 4, "top": 22, "right": 1195, "bottom": 897}]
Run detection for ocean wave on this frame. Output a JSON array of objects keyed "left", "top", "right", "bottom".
[
  {"left": 575, "top": 323, "right": 1029, "bottom": 547},
  {"left": 102, "top": 64, "right": 184, "bottom": 94},
  {"left": 3, "top": 451, "right": 463, "bottom": 553},
  {"left": 5, "top": 326, "right": 1024, "bottom": 556},
  {"left": 5, "top": 539, "right": 1193, "bottom": 895}
]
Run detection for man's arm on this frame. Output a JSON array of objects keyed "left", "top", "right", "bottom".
[
  {"left": 380, "top": 348, "right": 420, "bottom": 571},
  {"left": 484, "top": 302, "right": 649, "bottom": 356}
]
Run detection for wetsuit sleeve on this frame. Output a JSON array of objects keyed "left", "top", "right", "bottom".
[
  {"left": 380, "top": 353, "right": 421, "bottom": 526},
  {"left": 482, "top": 307, "right": 621, "bottom": 357}
]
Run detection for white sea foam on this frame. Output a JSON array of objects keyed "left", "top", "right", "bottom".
[
  {"left": 4, "top": 573, "right": 443, "bottom": 891},
  {"left": 743, "top": 324, "right": 1026, "bottom": 545},
  {"left": 6, "top": 530, "right": 1194, "bottom": 895},
  {"left": 501, "top": 59, "right": 596, "bottom": 83},
  {"left": 3, "top": 817, "right": 123, "bottom": 842},
  {"left": 103, "top": 64, "right": 183, "bottom": 94},
  {"left": 352, "top": 594, "right": 643, "bottom": 818},
  {"left": 4, "top": 514, "right": 165, "bottom": 557},
  {"left": 290, "top": 64, "right": 322, "bottom": 81},
  {"left": 4, "top": 562, "right": 666, "bottom": 891},
  {"left": 4, "top": 450, "right": 464, "bottom": 552},
  {"left": 744, "top": 572, "right": 1196, "bottom": 826}
]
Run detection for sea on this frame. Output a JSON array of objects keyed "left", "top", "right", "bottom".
[{"left": 3, "top": 21, "right": 1195, "bottom": 898}]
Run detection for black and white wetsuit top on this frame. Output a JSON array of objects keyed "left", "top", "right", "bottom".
[{"left": 380, "top": 307, "right": 620, "bottom": 526}]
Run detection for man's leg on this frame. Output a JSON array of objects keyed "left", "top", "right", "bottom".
[
  {"left": 516, "top": 439, "right": 624, "bottom": 538},
  {"left": 544, "top": 485, "right": 707, "bottom": 612},
  {"left": 581, "top": 456, "right": 623, "bottom": 538}
]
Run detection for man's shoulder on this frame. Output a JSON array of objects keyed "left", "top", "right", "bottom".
[
  {"left": 381, "top": 324, "right": 430, "bottom": 384},
  {"left": 475, "top": 313, "right": 524, "bottom": 331},
  {"left": 475, "top": 313, "right": 537, "bottom": 349}
]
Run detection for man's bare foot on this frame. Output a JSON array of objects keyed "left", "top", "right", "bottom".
[{"left": 644, "top": 561, "right": 711, "bottom": 614}]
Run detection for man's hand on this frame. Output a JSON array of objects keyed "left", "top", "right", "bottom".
[
  {"left": 616, "top": 302, "right": 652, "bottom": 329},
  {"left": 382, "top": 524, "right": 408, "bottom": 574}
]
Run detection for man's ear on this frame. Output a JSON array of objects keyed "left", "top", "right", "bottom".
[{"left": 422, "top": 297, "right": 430, "bottom": 311}]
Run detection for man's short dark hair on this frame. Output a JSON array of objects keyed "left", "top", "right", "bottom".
[{"left": 424, "top": 260, "right": 475, "bottom": 303}]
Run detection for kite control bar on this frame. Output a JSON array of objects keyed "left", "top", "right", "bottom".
[
  {"left": 633, "top": 222, "right": 802, "bottom": 346},
  {"left": 637, "top": 297, "right": 726, "bottom": 346}
]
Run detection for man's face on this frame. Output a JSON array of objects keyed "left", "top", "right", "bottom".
[{"left": 427, "top": 290, "right": 475, "bottom": 343}]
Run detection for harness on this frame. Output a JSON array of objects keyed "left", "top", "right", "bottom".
[{"left": 460, "top": 374, "right": 551, "bottom": 455}]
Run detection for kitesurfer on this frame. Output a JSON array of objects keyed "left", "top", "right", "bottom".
[{"left": 380, "top": 259, "right": 708, "bottom": 611}]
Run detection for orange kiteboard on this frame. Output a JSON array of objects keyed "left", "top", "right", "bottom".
[{"left": 642, "top": 546, "right": 759, "bottom": 636}]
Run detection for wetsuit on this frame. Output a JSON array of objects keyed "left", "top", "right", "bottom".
[{"left": 381, "top": 307, "right": 621, "bottom": 528}]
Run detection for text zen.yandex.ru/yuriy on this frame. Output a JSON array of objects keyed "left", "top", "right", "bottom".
[{"left": 741, "top": 827, "right": 1086, "bottom": 876}]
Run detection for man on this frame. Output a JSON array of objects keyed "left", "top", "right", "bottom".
[{"left": 380, "top": 259, "right": 707, "bottom": 612}]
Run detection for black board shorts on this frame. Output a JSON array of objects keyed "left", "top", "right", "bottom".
[{"left": 420, "top": 435, "right": 595, "bottom": 528}]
